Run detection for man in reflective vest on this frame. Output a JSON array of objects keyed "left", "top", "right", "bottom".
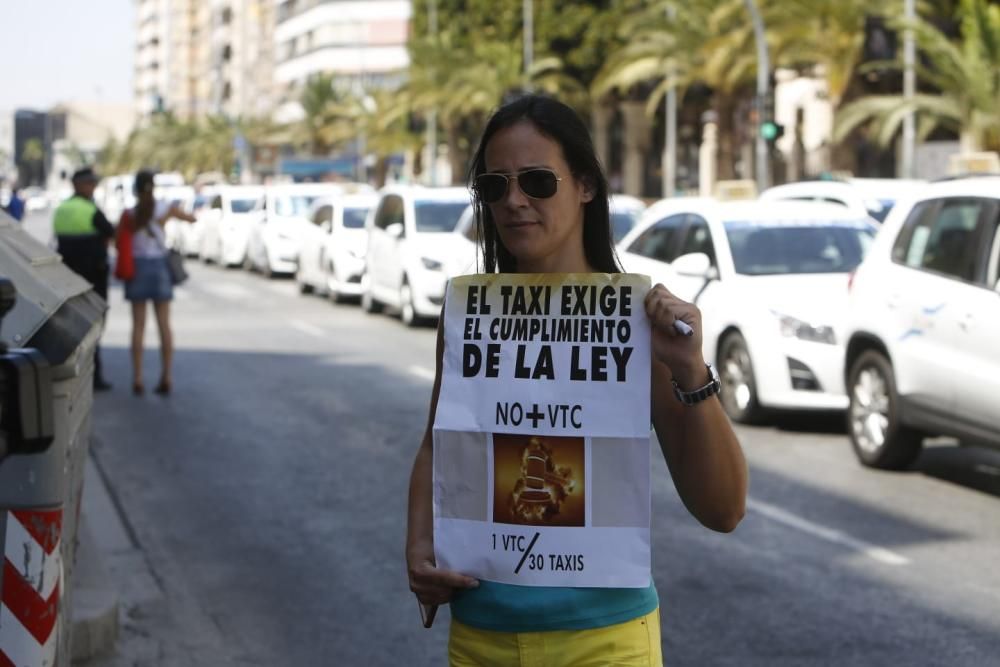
[{"left": 52, "top": 167, "right": 115, "bottom": 390}]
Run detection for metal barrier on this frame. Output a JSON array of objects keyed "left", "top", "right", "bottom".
[{"left": 0, "top": 213, "right": 106, "bottom": 667}]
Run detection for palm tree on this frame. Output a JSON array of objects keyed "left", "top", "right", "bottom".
[
  {"left": 294, "top": 73, "right": 359, "bottom": 156},
  {"left": 834, "top": 0, "right": 1000, "bottom": 152},
  {"left": 408, "top": 29, "right": 577, "bottom": 183},
  {"left": 21, "top": 138, "right": 45, "bottom": 186},
  {"left": 593, "top": 0, "right": 760, "bottom": 180}
]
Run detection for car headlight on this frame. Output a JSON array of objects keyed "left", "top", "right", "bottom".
[
  {"left": 421, "top": 257, "right": 443, "bottom": 271},
  {"left": 773, "top": 312, "right": 836, "bottom": 345}
]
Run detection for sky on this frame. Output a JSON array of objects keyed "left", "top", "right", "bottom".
[{"left": 0, "top": 1, "right": 134, "bottom": 111}]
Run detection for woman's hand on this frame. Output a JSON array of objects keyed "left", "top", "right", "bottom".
[
  {"left": 407, "top": 539, "right": 478, "bottom": 606},
  {"left": 645, "top": 283, "right": 707, "bottom": 387}
]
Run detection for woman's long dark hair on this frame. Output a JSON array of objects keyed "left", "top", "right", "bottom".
[
  {"left": 133, "top": 169, "right": 156, "bottom": 230},
  {"left": 467, "top": 95, "right": 619, "bottom": 274}
]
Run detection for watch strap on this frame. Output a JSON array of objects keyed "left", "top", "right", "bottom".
[{"left": 672, "top": 363, "right": 721, "bottom": 406}]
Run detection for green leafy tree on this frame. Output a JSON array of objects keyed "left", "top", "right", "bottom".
[
  {"left": 835, "top": 0, "right": 1000, "bottom": 152},
  {"left": 594, "top": 0, "right": 760, "bottom": 179},
  {"left": 21, "top": 138, "right": 45, "bottom": 185}
]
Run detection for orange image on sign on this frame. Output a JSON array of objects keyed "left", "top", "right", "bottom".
[{"left": 493, "top": 434, "right": 585, "bottom": 527}]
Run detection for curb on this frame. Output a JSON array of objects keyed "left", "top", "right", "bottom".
[
  {"left": 70, "top": 518, "right": 119, "bottom": 662},
  {"left": 70, "top": 455, "right": 130, "bottom": 662}
]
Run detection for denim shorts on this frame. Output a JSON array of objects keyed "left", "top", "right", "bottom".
[{"left": 125, "top": 257, "right": 173, "bottom": 302}]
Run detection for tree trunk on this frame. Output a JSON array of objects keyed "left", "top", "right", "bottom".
[
  {"left": 374, "top": 156, "right": 390, "bottom": 188},
  {"left": 714, "top": 93, "right": 737, "bottom": 181},
  {"left": 446, "top": 122, "right": 466, "bottom": 185}
]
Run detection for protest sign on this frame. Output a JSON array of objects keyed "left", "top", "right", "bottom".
[{"left": 433, "top": 273, "right": 652, "bottom": 587}]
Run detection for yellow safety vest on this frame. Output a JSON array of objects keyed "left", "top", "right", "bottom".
[{"left": 52, "top": 196, "right": 98, "bottom": 236}]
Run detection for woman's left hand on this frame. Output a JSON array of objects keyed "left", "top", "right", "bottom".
[{"left": 645, "top": 283, "right": 707, "bottom": 387}]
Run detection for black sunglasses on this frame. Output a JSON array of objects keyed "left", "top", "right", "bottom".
[{"left": 474, "top": 168, "right": 562, "bottom": 204}]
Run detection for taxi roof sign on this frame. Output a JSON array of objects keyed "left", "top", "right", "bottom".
[
  {"left": 713, "top": 179, "right": 758, "bottom": 201},
  {"left": 948, "top": 152, "right": 1000, "bottom": 176}
]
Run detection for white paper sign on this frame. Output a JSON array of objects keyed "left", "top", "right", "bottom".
[{"left": 433, "top": 273, "right": 652, "bottom": 587}]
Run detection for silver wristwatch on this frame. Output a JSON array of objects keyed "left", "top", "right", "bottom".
[{"left": 672, "top": 363, "right": 721, "bottom": 406}]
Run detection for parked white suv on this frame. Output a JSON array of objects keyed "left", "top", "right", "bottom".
[
  {"left": 362, "top": 185, "right": 471, "bottom": 326},
  {"left": 843, "top": 176, "right": 1000, "bottom": 469}
]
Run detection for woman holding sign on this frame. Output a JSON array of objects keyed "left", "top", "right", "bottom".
[{"left": 406, "top": 95, "right": 747, "bottom": 666}]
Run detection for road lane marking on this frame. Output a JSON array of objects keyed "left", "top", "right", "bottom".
[
  {"left": 747, "top": 497, "right": 910, "bottom": 566},
  {"left": 200, "top": 283, "right": 256, "bottom": 301},
  {"left": 289, "top": 320, "right": 326, "bottom": 338},
  {"left": 408, "top": 366, "right": 435, "bottom": 382}
]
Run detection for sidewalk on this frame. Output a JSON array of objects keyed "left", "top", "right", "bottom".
[
  {"left": 71, "top": 446, "right": 166, "bottom": 666},
  {"left": 71, "top": 456, "right": 123, "bottom": 663},
  {"left": 72, "top": 438, "right": 236, "bottom": 667}
]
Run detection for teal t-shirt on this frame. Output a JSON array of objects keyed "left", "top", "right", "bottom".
[{"left": 450, "top": 580, "right": 659, "bottom": 632}]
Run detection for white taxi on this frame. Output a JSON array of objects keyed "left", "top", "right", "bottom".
[
  {"left": 618, "top": 199, "right": 877, "bottom": 423},
  {"left": 843, "top": 176, "right": 1000, "bottom": 469},
  {"left": 362, "top": 185, "right": 471, "bottom": 326},
  {"left": 296, "top": 193, "right": 377, "bottom": 301}
]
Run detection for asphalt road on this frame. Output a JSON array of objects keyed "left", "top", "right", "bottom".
[{"left": 20, "top": 211, "right": 1000, "bottom": 666}]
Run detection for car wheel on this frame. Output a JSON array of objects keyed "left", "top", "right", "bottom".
[
  {"left": 718, "top": 332, "right": 764, "bottom": 424},
  {"left": 847, "top": 351, "right": 923, "bottom": 469},
  {"left": 400, "top": 281, "right": 419, "bottom": 327},
  {"left": 361, "top": 275, "right": 382, "bottom": 314},
  {"left": 296, "top": 271, "right": 312, "bottom": 295},
  {"left": 327, "top": 263, "right": 346, "bottom": 304}
]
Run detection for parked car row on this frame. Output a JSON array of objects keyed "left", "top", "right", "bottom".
[
  {"left": 184, "top": 175, "right": 998, "bottom": 471},
  {"left": 617, "top": 175, "right": 999, "bottom": 470}
]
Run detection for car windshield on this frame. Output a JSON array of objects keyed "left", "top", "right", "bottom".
[
  {"left": 230, "top": 198, "right": 257, "bottom": 214},
  {"left": 343, "top": 207, "right": 369, "bottom": 229},
  {"left": 414, "top": 201, "right": 468, "bottom": 233},
  {"left": 611, "top": 210, "right": 642, "bottom": 243},
  {"left": 724, "top": 220, "right": 875, "bottom": 275},
  {"left": 275, "top": 195, "right": 318, "bottom": 217}
]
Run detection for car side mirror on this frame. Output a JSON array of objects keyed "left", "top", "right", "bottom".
[
  {"left": 386, "top": 222, "right": 405, "bottom": 239},
  {"left": 672, "top": 252, "right": 718, "bottom": 280}
]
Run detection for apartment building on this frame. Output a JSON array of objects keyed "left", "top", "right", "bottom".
[
  {"left": 273, "top": 0, "right": 411, "bottom": 122},
  {"left": 135, "top": 0, "right": 275, "bottom": 122}
]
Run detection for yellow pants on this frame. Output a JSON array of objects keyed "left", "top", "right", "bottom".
[{"left": 448, "top": 608, "right": 663, "bottom": 667}]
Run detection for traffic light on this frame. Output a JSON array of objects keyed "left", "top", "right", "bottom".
[{"left": 760, "top": 120, "right": 785, "bottom": 142}]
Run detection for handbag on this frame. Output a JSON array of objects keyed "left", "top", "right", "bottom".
[
  {"left": 166, "top": 248, "right": 188, "bottom": 285},
  {"left": 114, "top": 211, "right": 135, "bottom": 281}
]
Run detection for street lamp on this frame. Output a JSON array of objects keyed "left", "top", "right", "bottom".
[
  {"left": 524, "top": 0, "right": 533, "bottom": 90},
  {"left": 901, "top": 0, "right": 916, "bottom": 178},
  {"left": 744, "top": 0, "right": 770, "bottom": 192},
  {"left": 427, "top": 0, "right": 438, "bottom": 186},
  {"left": 663, "top": 3, "right": 677, "bottom": 198}
]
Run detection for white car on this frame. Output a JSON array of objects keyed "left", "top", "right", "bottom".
[
  {"left": 362, "top": 185, "right": 472, "bottom": 326},
  {"left": 246, "top": 183, "right": 337, "bottom": 276},
  {"left": 842, "top": 176, "right": 1000, "bottom": 469},
  {"left": 618, "top": 199, "right": 877, "bottom": 423},
  {"left": 173, "top": 188, "right": 218, "bottom": 257},
  {"left": 161, "top": 185, "right": 196, "bottom": 252},
  {"left": 609, "top": 194, "right": 647, "bottom": 243},
  {"left": 296, "top": 193, "right": 378, "bottom": 300},
  {"left": 760, "top": 179, "right": 923, "bottom": 223},
  {"left": 198, "top": 186, "right": 264, "bottom": 266}
]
